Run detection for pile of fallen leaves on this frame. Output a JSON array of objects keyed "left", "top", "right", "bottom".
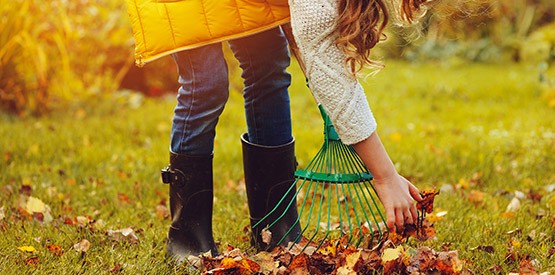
[{"left": 182, "top": 189, "right": 468, "bottom": 274}]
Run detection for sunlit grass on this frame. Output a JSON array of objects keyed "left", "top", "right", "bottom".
[{"left": 1, "top": 60, "right": 554, "bottom": 273}]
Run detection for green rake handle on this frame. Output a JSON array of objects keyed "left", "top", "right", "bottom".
[{"left": 320, "top": 104, "right": 340, "bottom": 142}]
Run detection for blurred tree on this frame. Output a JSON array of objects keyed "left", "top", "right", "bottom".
[{"left": 378, "top": 0, "right": 555, "bottom": 63}]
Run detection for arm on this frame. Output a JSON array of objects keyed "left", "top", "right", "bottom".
[{"left": 352, "top": 132, "right": 422, "bottom": 230}]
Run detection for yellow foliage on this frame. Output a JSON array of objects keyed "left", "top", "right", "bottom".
[
  {"left": 382, "top": 247, "right": 403, "bottom": 263},
  {"left": 25, "top": 196, "right": 46, "bottom": 214}
]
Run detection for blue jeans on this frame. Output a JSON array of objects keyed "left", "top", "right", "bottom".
[{"left": 170, "top": 27, "right": 293, "bottom": 155}]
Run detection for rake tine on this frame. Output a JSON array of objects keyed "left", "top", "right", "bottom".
[
  {"left": 339, "top": 181, "right": 354, "bottom": 244},
  {"left": 252, "top": 176, "right": 299, "bottom": 230},
  {"left": 272, "top": 178, "right": 307, "bottom": 246},
  {"left": 318, "top": 177, "right": 334, "bottom": 250},
  {"left": 362, "top": 182, "right": 388, "bottom": 238},
  {"left": 294, "top": 146, "right": 328, "bottom": 249},
  {"left": 303, "top": 178, "right": 327, "bottom": 251},
  {"left": 335, "top": 176, "right": 344, "bottom": 238},
  {"left": 352, "top": 182, "right": 374, "bottom": 246},
  {"left": 339, "top": 146, "right": 373, "bottom": 246},
  {"left": 345, "top": 181, "right": 364, "bottom": 246}
]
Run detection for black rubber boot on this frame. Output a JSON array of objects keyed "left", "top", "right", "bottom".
[
  {"left": 161, "top": 153, "right": 219, "bottom": 262},
  {"left": 241, "top": 133, "right": 302, "bottom": 251}
]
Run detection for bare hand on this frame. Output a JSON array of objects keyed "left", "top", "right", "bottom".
[{"left": 373, "top": 174, "right": 422, "bottom": 231}]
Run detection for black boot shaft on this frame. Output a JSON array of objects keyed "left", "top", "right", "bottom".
[
  {"left": 241, "top": 133, "right": 302, "bottom": 251},
  {"left": 164, "top": 153, "right": 218, "bottom": 260}
]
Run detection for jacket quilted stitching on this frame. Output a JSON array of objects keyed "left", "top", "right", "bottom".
[{"left": 125, "top": 0, "right": 290, "bottom": 66}]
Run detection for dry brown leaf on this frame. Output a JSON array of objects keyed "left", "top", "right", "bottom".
[
  {"left": 417, "top": 189, "right": 440, "bottom": 214},
  {"left": 74, "top": 239, "right": 91, "bottom": 253},
  {"left": 470, "top": 245, "right": 494, "bottom": 253},
  {"left": 20, "top": 184, "right": 32, "bottom": 196},
  {"left": 518, "top": 258, "right": 538, "bottom": 274},
  {"left": 110, "top": 263, "right": 123, "bottom": 273},
  {"left": 155, "top": 205, "right": 169, "bottom": 220},
  {"left": 261, "top": 228, "right": 272, "bottom": 245},
  {"left": 107, "top": 227, "right": 139, "bottom": 244}
]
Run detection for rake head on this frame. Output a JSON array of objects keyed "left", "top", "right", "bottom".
[{"left": 254, "top": 105, "right": 389, "bottom": 251}]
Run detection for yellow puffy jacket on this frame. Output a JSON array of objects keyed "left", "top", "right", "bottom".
[{"left": 125, "top": 0, "right": 290, "bottom": 66}]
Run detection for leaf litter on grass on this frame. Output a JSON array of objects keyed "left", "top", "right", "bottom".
[{"left": 181, "top": 188, "right": 470, "bottom": 274}]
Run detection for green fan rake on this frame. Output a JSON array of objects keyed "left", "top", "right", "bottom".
[{"left": 253, "top": 104, "right": 389, "bottom": 250}]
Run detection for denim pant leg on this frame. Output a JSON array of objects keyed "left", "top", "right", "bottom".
[
  {"left": 170, "top": 43, "right": 229, "bottom": 155},
  {"left": 229, "top": 27, "right": 293, "bottom": 146}
]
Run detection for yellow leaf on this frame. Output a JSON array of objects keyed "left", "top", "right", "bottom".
[
  {"left": 510, "top": 238, "right": 521, "bottom": 249},
  {"left": 18, "top": 246, "right": 36, "bottom": 253},
  {"left": 25, "top": 196, "right": 46, "bottom": 214},
  {"left": 345, "top": 250, "right": 361, "bottom": 269},
  {"left": 458, "top": 178, "right": 470, "bottom": 189},
  {"left": 500, "top": 212, "right": 515, "bottom": 219},
  {"left": 317, "top": 243, "right": 336, "bottom": 256},
  {"left": 336, "top": 266, "right": 357, "bottom": 275},
  {"left": 452, "top": 257, "right": 464, "bottom": 273},
  {"left": 382, "top": 247, "right": 402, "bottom": 263}
]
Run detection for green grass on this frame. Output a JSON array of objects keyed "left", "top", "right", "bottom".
[{"left": 1, "top": 60, "right": 554, "bottom": 274}]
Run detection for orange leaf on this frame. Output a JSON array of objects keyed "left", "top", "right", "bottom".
[
  {"left": 24, "top": 256, "right": 39, "bottom": 267},
  {"left": 289, "top": 253, "right": 309, "bottom": 271},
  {"left": 3, "top": 151, "right": 12, "bottom": 163},
  {"left": 467, "top": 190, "right": 485, "bottom": 206},
  {"left": 388, "top": 231, "right": 405, "bottom": 245},
  {"left": 220, "top": 257, "right": 238, "bottom": 269},
  {"left": 46, "top": 244, "right": 63, "bottom": 256},
  {"left": 239, "top": 258, "right": 260, "bottom": 273},
  {"left": 500, "top": 212, "right": 516, "bottom": 219},
  {"left": 117, "top": 193, "right": 129, "bottom": 204}
]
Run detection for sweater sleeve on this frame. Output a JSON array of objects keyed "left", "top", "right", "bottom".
[{"left": 289, "top": 0, "right": 377, "bottom": 145}]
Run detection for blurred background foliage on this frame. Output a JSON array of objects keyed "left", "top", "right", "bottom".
[{"left": 0, "top": 0, "right": 554, "bottom": 116}]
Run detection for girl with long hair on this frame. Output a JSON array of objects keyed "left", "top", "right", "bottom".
[{"left": 289, "top": 0, "right": 431, "bottom": 231}]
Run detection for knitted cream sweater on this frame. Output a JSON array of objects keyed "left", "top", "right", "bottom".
[{"left": 289, "top": 0, "right": 377, "bottom": 145}]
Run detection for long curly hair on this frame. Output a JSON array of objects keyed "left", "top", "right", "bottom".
[{"left": 336, "top": 0, "right": 431, "bottom": 75}]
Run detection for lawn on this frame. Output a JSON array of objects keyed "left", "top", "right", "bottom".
[{"left": 1, "top": 60, "right": 554, "bottom": 274}]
